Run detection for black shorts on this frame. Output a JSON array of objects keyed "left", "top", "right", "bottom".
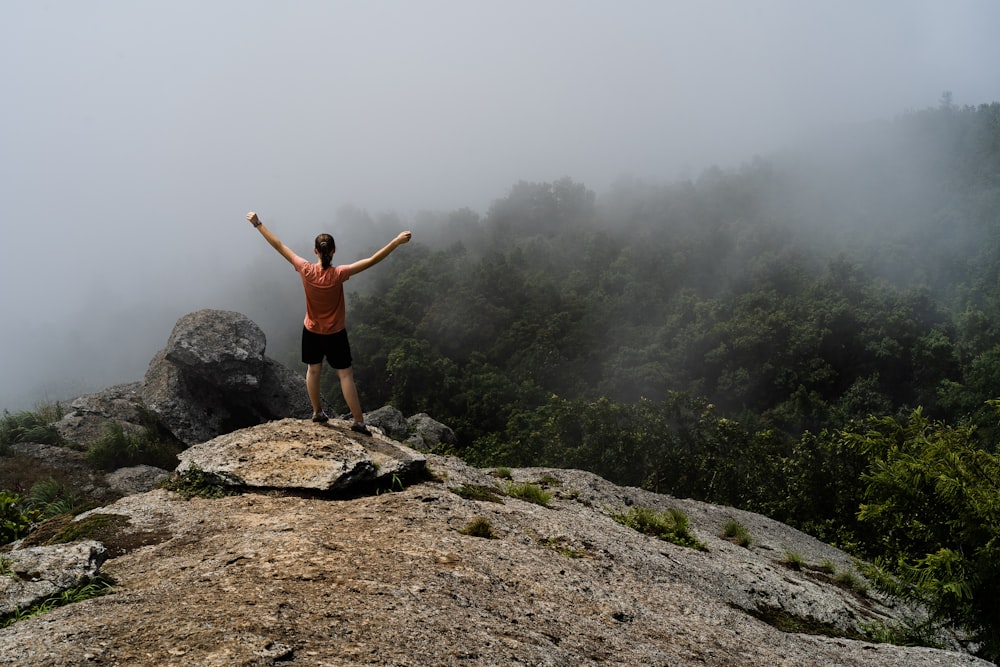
[{"left": 301, "top": 327, "right": 353, "bottom": 369}]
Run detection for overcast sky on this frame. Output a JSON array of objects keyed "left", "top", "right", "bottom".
[{"left": 2, "top": 0, "right": 999, "bottom": 410}]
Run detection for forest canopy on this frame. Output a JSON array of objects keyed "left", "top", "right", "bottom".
[{"left": 276, "top": 100, "right": 1000, "bottom": 655}]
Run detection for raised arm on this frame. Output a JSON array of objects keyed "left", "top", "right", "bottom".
[
  {"left": 347, "top": 231, "right": 412, "bottom": 276},
  {"left": 246, "top": 212, "right": 298, "bottom": 265}
]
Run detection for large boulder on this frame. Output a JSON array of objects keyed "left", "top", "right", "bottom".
[
  {"left": 142, "top": 310, "right": 312, "bottom": 445},
  {"left": 175, "top": 418, "right": 426, "bottom": 493},
  {"left": 163, "top": 309, "right": 267, "bottom": 392},
  {"left": 405, "top": 412, "right": 457, "bottom": 450},
  {"left": 364, "top": 405, "right": 409, "bottom": 439}
]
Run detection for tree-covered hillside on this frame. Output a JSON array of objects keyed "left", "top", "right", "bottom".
[
  {"left": 340, "top": 101, "right": 1000, "bottom": 445},
  {"left": 308, "top": 100, "right": 1000, "bottom": 656}
]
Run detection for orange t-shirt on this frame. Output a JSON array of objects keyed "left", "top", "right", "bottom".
[{"left": 292, "top": 255, "right": 351, "bottom": 334}]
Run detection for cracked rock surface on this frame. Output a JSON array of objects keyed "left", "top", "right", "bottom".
[{"left": 0, "top": 423, "right": 988, "bottom": 666}]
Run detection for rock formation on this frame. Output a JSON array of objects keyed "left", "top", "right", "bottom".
[
  {"left": 0, "top": 420, "right": 988, "bottom": 666},
  {"left": 142, "top": 309, "right": 312, "bottom": 445},
  {"left": 176, "top": 418, "right": 426, "bottom": 493}
]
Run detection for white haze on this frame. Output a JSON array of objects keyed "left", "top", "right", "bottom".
[{"left": 1, "top": 0, "right": 998, "bottom": 410}]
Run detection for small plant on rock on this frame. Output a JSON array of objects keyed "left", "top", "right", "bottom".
[
  {"left": 492, "top": 467, "right": 512, "bottom": 480},
  {"left": 833, "top": 569, "right": 869, "bottom": 595},
  {"left": 452, "top": 484, "right": 505, "bottom": 503},
  {"left": 24, "top": 479, "right": 82, "bottom": 520},
  {"left": 720, "top": 519, "right": 752, "bottom": 547},
  {"left": 161, "top": 466, "right": 239, "bottom": 500},
  {"left": 1, "top": 574, "right": 115, "bottom": 629},
  {"left": 86, "top": 421, "right": 181, "bottom": 471},
  {"left": 539, "top": 535, "right": 589, "bottom": 558},
  {"left": 0, "top": 408, "right": 64, "bottom": 451},
  {"left": 611, "top": 506, "right": 706, "bottom": 551},
  {"left": 0, "top": 491, "right": 40, "bottom": 546},
  {"left": 817, "top": 559, "right": 837, "bottom": 575},
  {"left": 780, "top": 550, "right": 806, "bottom": 570},
  {"left": 458, "top": 516, "right": 496, "bottom": 539},
  {"left": 506, "top": 482, "right": 552, "bottom": 507}
]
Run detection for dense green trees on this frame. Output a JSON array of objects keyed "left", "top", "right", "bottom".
[
  {"left": 302, "top": 101, "right": 1000, "bottom": 656},
  {"left": 846, "top": 407, "right": 1000, "bottom": 656}
]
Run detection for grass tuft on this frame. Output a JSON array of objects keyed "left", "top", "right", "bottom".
[
  {"left": 1, "top": 574, "right": 115, "bottom": 628},
  {"left": 720, "top": 519, "right": 752, "bottom": 547},
  {"left": 452, "top": 484, "right": 505, "bottom": 503},
  {"left": 611, "top": 506, "right": 706, "bottom": 551},
  {"left": 86, "top": 421, "right": 182, "bottom": 472},
  {"left": 780, "top": 550, "right": 806, "bottom": 570},
  {"left": 491, "top": 467, "right": 512, "bottom": 480},
  {"left": 0, "top": 408, "right": 65, "bottom": 452},
  {"left": 458, "top": 516, "right": 496, "bottom": 539},
  {"left": 506, "top": 482, "right": 552, "bottom": 507}
]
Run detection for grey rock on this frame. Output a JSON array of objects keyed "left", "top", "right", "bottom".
[
  {"left": 405, "top": 412, "right": 457, "bottom": 450},
  {"left": 53, "top": 382, "right": 148, "bottom": 448},
  {"left": 163, "top": 309, "right": 267, "bottom": 392},
  {"left": 365, "top": 405, "right": 409, "bottom": 439},
  {"left": 105, "top": 465, "right": 170, "bottom": 496},
  {"left": 0, "top": 541, "right": 107, "bottom": 616},
  {"left": 0, "top": 455, "right": 987, "bottom": 667},
  {"left": 175, "top": 417, "right": 426, "bottom": 492},
  {"left": 142, "top": 310, "right": 312, "bottom": 445},
  {"left": 142, "top": 349, "right": 218, "bottom": 446},
  {"left": 10, "top": 441, "right": 89, "bottom": 471}
]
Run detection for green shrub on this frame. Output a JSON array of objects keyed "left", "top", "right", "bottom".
[
  {"left": 506, "top": 482, "right": 552, "bottom": 507},
  {"left": 492, "top": 467, "right": 513, "bottom": 480},
  {"left": 863, "top": 618, "right": 945, "bottom": 650},
  {"left": 23, "top": 479, "right": 81, "bottom": 519},
  {"left": 86, "top": 422, "right": 180, "bottom": 471},
  {"left": 0, "top": 409, "right": 64, "bottom": 451},
  {"left": 721, "top": 519, "right": 752, "bottom": 547},
  {"left": 611, "top": 506, "right": 706, "bottom": 551},
  {"left": 458, "top": 516, "right": 496, "bottom": 538},
  {"left": 0, "top": 491, "right": 40, "bottom": 545}
]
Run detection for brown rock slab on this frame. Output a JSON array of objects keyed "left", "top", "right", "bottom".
[{"left": 175, "top": 418, "right": 426, "bottom": 492}]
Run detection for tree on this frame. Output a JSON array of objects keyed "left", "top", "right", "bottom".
[{"left": 844, "top": 407, "right": 1000, "bottom": 659}]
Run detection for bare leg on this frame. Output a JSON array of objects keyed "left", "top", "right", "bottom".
[
  {"left": 306, "top": 363, "right": 324, "bottom": 414},
  {"left": 337, "top": 366, "right": 364, "bottom": 423}
]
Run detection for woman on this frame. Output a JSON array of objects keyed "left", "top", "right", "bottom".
[{"left": 246, "top": 211, "right": 411, "bottom": 435}]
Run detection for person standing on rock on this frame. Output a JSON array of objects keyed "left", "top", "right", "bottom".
[{"left": 246, "top": 211, "right": 411, "bottom": 435}]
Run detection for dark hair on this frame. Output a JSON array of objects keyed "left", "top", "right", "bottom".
[{"left": 315, "top": 233, "right": 336, "bottom": 269}]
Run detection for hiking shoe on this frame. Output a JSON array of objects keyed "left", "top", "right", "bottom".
[
  {"left": 350, "top": 422, "right": 372, "bottom": 436},
  {"left": 312, "top": 412, "right": 329, "bottom": 423}
]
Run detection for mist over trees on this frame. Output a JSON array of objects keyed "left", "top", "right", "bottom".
[
  {"left": 324, "top": 101, "right": 999, "bottom": 437},
  {"left": 273, "top": 100, "right": 1000, "bottom": 655}
]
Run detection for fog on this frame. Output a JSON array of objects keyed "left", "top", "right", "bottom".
[{"left": 1, "top": 1, "right": 998, "bottom": 410}]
